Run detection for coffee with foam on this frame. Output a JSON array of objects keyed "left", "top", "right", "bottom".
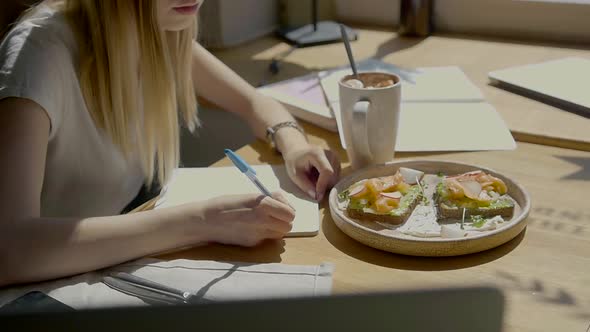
[{"left": 343, "top": 73, "right": 398, "bottom": 89}]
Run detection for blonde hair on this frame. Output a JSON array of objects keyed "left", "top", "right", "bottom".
[{"left": 49, "top": 0, "right": 199, "bottom": 186}]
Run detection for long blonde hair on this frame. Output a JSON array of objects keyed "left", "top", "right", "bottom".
[{"left": 50, "top": 0, "right": 199, "bottom": 186}]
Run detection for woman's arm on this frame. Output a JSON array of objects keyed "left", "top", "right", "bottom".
[
  {"left": 0, "top": 98, "right": 201, "bottom": 286},
  {"left": 190, "top": 41, "right": 307, "bottom": 154},
  {"left": 1, "top": 207, "right": 205, "bottom": 287},
  {"left": 0, "top": 98, "right": 293, "bottom": 286},
  {"left": 190, "top": 42, "right": 340, "bottom": 200}
]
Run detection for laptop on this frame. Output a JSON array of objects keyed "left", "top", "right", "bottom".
[{"left": 0, "top": 287, "right": 504, "bottom": 332}]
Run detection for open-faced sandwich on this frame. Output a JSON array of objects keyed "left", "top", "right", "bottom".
[
  {"left": 435, "top": 170, "right": 514, "bottom": 219},
  {"left": 338, "top": 167, "right": 426, "bottom": 224},
  {"left": 336, "top": 166, "right": 520, "bottom": 239}
]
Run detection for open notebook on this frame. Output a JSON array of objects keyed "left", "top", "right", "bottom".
[
  {"left": 489, "top": 57, "right": 590, "bottom": 115},
  {"left": 155, "top": 166, "right": 319, "bottom": 237}
]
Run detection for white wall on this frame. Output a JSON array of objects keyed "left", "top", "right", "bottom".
[
  {"left": 434, "top": 0, "right": 590, "bottom": 43},
  {"left": 334, "top": 0, "right": 401, "bottom": 26},
  {"left": 200, "top": 0, "right": 590, "bottom": 48},
  {"left": 199, "top": 0, "right": 278, "bottom": 48},
  {"left": 329, "top": 0, "right": 590, "bottom": 43},
  {"left": 219, "top": 0, "right": 278, "bottom": 47}
]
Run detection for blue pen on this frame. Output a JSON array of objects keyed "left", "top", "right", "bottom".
[{"left": 224, "top": 149, "right": 273, "bottom": 197}]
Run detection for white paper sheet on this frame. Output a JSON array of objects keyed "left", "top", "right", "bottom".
[
  {"left": 0, "top": 258, "right": 334, "bottom": 310},
  {"left": 155, "top": 166, "right": 320, "bottom": 236}
]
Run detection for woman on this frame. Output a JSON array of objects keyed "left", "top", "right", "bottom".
[{"left": 0, "top": 0, "right": 340, "bottom": 287}]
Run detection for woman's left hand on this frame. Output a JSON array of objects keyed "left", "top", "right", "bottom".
[{"left": 283, "top": 145, "right": 341, "bottom": 201}]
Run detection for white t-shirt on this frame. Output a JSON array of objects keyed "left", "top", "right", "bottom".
[{"left": 0, "top": 5, "right": 145, "bottom": 217}]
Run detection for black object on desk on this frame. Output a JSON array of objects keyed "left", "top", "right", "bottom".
[
  {"left": 277, "top": 0, "right": 357, "bottom": 47},
  {"left": 0, "top": 291, "right": 73, "bottom": 314},
  {"left": 0, "top": 287, "right": 505, "bottom": 332}
]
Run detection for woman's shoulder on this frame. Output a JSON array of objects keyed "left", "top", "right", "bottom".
[
  {"left": 1, "top": 4, "right": 77, "bottom": 65},
  {"left": 0, "top": 5, "right": 79, "bottom": 140}
]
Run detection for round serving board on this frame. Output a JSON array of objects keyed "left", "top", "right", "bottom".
[{"left": 328, "top": 160, "right": 531, "bottom": 257}]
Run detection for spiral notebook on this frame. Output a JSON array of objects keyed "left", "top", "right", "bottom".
[{"left": 154, "top": 166, "right": 320, "bottom": 237}]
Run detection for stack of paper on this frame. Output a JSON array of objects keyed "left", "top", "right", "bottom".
[
  {"left": 258, "top": 58, "right": 516, "bottom": 152},
  {"left": 155, "top": 166, "right": 319, "bottom": 237}
]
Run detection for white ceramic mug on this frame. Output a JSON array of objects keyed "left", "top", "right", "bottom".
[{"left": 338, "top": 72, "right": 402, "bottom": 170}]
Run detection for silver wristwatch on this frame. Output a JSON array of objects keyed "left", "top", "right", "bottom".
[{"left": 265, "top": 121, "right": 306, "bottom": 152}]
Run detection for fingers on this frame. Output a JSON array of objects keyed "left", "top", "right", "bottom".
[
  {"left": 260, "top": 194, "right": 296, "bottom": 224},
  {"left": 289, "top": 167, "right": 317, "bottom": 200},
  {"left": 309, "top": 150, "right": 338, "bottom": 201},
  {"left": 270, "top": 191, "right": 296, "bottom": 211},
  {"left": 258, "top": 213, "right": 293, "bottom": 234},
  {"left": 204, "top": 193, "right": 293, "bottom": 247},
  {"left": 327, "top": 150, "right": 342, "bottom": 185},
  {"left": 208, "top": 193, "right": 263, "bottom": 211},
  {"left": 319, "top": 150, "right": 341, "bottom": 191},
  {"left": 266, "top": 216, "right": 293, "bottom": 234}
]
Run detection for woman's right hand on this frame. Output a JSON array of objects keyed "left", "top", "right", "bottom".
[{"left": 198, "top": 192, "right": 296, "bottom": 247}]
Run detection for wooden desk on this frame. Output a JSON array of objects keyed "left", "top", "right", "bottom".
[
  {"left": 151, "top": 120, "right": 590, "bottom": 332},
  {"left": 145, "top": 31, "right": 590, "bottom": 332},
  {"left": 211, "top": 29, "right": 590, "bottom": 151}
]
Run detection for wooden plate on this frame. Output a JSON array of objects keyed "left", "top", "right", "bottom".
[{"left": 328, "top": 160, "right": 531, "bottom": 256}]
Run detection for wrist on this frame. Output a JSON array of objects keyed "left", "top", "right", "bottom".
[
  {"left": 183, "top": 198, "right": 233, "bottom": 244},
  {"left": 166, "top": 202, "right": 212, "bottom": 245},
  {"left": 272, "top": 126, "right": 310, "bottom": 155}
]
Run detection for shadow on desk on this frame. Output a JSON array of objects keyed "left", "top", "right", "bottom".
[
  {"left": 492, "top": 268, "right": 590, "bottom": 322},
  {"left": 321, "top": 211, "right": 526, "bottom": 271},
  {"left": 157, "top": 240, "right": 286, "bottom": 264},
  {"left": 372, "top": 35, "right": 425, "bottom": 61},
  {"left": 555, "top": 156, "right": 590, "bottom": 181}
]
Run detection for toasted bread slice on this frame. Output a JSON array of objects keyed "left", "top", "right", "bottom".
[
  {"left": 346, "top": 186, "right": 423, "bottom": 225},
  {"left": 435, "top": 171, "right": 515, "bottom": 220},
  {"left": 436, "top": 198, "right": 515, "bottom": 220}
]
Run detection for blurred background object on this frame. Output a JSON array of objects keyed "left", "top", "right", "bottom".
[
  {"left": 279, "top": 0, "right": 335, "bottom": 28},
  {"left": 277, "top": 0, "right": 357, "bottom": 47},
  {"left": 198, "top": 0, "right": 278, "bottom": 49},
  {"left": 399, "top": 0, "right": 433, "bottom": 37},
  {"left": 433, "top": 0, "right": 590, "bottom": 44},
  {"left": 277, "top": 0, "right": 590, "bottom": 44},
  {"left": 335, "top": 0, "right": 400, "bottom": 27}
]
